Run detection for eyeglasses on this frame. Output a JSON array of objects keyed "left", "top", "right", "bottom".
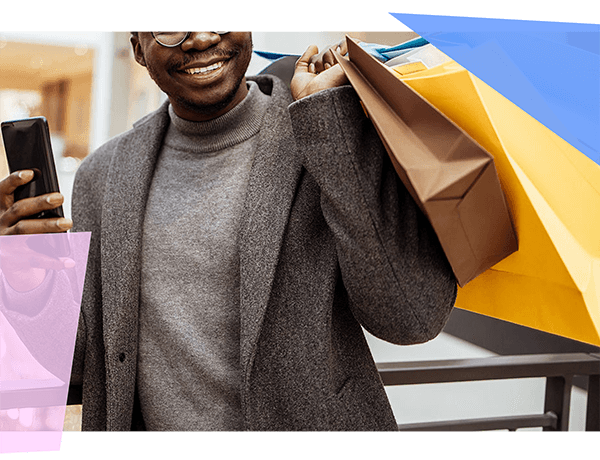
[{"left": 151, "top": 32, "right": 230, "bottom": 48}]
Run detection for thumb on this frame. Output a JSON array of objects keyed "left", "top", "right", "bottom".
[
  {"left": 295, "top": 45, "right": 319, "bottom": 74},
  {"left": 59, "top": 257, "right": 76, "bottom": 269}
]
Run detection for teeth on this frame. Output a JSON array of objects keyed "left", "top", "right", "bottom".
[{"left": 184, "top": 61, "right": 224, "bottom": 75}]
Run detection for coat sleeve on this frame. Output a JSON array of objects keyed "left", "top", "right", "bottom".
[{"left": 288, "top": 86, "right": 457, "bottom": 345}]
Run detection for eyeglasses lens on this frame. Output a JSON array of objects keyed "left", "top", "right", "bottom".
[{"left": 153, "top": 32, "right": 189, "bottom": 46}]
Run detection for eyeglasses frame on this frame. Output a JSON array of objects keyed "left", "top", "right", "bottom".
[{"left": 151, "top": 32, "right": 230, "bottom": 48}]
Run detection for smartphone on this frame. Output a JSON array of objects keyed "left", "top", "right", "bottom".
[
  {"left": 1, "top": 116, "right": 70, "bottom": 257},
  {"left": 1, "top": 116, "right": 63, "bottom": 219}
]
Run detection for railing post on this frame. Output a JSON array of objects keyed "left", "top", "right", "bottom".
[
  {"left": 586, "top": 374, "right": 599, "bottom": 431},
  {"left": 544, "top": 375, "right": 572, "bottom": 431}
]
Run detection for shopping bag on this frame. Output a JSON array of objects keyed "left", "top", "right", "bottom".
[
  {"left": 385, "top": 45, "right": 600, "bottom": 346},
  {"left": 334, "top": 37, "right": 518, "bottom": 287}
]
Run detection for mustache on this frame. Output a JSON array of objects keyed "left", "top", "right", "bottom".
[{"left": 170, "top": 48, "right": 240, "bottom": 71}]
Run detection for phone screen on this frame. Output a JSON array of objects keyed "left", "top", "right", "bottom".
[{"left": 1, "top": 117, "right": 63, "bottom": 218}]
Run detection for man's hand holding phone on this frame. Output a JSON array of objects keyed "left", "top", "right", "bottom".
[
  {"left": 0, "top": 170, "right": 73, "bottom": 292},
  {"left": 0, "top": 170, "right": 72, "bottom": 234}
]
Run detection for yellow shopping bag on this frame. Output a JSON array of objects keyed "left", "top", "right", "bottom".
[{"left": 394, "top": 58, "right": 600, "bottom": 346}]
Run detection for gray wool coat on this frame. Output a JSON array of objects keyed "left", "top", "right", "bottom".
[{"left": 68, "top": 75, "right": 457, "bottom": 431}]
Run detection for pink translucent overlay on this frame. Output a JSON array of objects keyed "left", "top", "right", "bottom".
[{"left": 0, "top": 232, "right": 91, "bottom": 454}]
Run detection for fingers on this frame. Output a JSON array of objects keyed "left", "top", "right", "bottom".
[
  {"left": 30, "top": 255, "right": 75, "bottom": 271},
  {"left": 295, "top": 45, "right": 320, "bottom": 74},
  {"left": 0, "top": 171, "right": 34, "bottom": 195},
  {"left": 337, "top": 39, "right": 348, "bottom": 56},
  {"left": 296, "top": 39, "right": 348, "bottom": 77},
  {"left": 307, "top": 39, "right": 348, "bottom": 74},
  {"left": 321, "top": 49, "right": 337, "bottom": 71},
  {"left": 290, "top": 40, "right": 350, "bottom": 101},
  {"left": 0, "top": 215, "right": 72, "bottom": 236},
  {"left": 326, "top": 39, "right": 348, "bottom": 68},
  {"left": 0, "top": 170, "right": 69, "bottom": 236},
  {"left": 0, "top": 171, "right": 34, "bottom": 208},
  {"left": 14, "top": 217, "right": 71, "bottom": 235},
  {"left": 0, "top": 193, "right": 68, "bottom": 230}
]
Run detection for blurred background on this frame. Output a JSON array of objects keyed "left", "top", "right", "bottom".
[{"left": 0, "top": 32, "right": 595, "bottom": 432}]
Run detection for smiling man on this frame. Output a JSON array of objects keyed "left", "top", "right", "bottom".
[
  {"left": 0, "top": 32, "right": 457, "bottom": 431},
  {"left": 133, "top": 32, "right": 253, "bottom": 120}
]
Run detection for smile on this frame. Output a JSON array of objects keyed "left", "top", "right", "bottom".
[{"left": 182, "top": 61, "right": 224, "bottom": 75}]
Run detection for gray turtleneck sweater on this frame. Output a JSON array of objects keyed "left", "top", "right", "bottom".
[{"left": 137, "top": 81, "right": 270, "bottom": 430}]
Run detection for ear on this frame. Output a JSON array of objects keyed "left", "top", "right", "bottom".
[{"left": 130, "top": 33, "right": 147, "bottom": 67}]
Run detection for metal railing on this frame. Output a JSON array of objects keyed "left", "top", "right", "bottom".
[
  {"left": 61, "top": 353, "right": 600, "bottom": 431},
  {"left": 377, "top": 352, "right": 600, "bottom": 431}
]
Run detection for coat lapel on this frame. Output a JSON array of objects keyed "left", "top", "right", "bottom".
[
  {"left": 238, "top": 80, "right": 303, "bottom": 384},
  {"left": 100, "top": 103, "right": 170, "bottom": 428}
]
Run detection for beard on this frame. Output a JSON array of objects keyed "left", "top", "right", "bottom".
[
  {"left": 170, "top": 70, "right": 247, "bottom": 116},
  {"left": 146, "top": 38, "right": 253, "bottom": 118}
]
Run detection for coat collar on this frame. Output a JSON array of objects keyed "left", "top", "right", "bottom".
[{"left": 100, "top": 76, "right": 302, "bottom": 418}]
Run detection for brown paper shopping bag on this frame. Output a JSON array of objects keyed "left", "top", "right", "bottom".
[{"left": 334, "top": 37, "right": 517, "bottom": 286}]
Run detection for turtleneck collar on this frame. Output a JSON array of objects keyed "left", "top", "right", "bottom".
[{"left": 164, "top": 80, "right": 270, "bottom": 154}]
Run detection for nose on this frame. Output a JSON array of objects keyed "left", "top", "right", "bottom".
[{"left": 180, "top": 32, "right": 222, "bottom": 52}]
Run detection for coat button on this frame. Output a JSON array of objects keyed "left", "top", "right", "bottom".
[{"left": 118, "top": 353, "right": 126, "bottom": 362}]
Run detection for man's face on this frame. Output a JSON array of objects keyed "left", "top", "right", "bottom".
[{"left": 131, "top": 32, "right": 253, "bottom": 122}]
